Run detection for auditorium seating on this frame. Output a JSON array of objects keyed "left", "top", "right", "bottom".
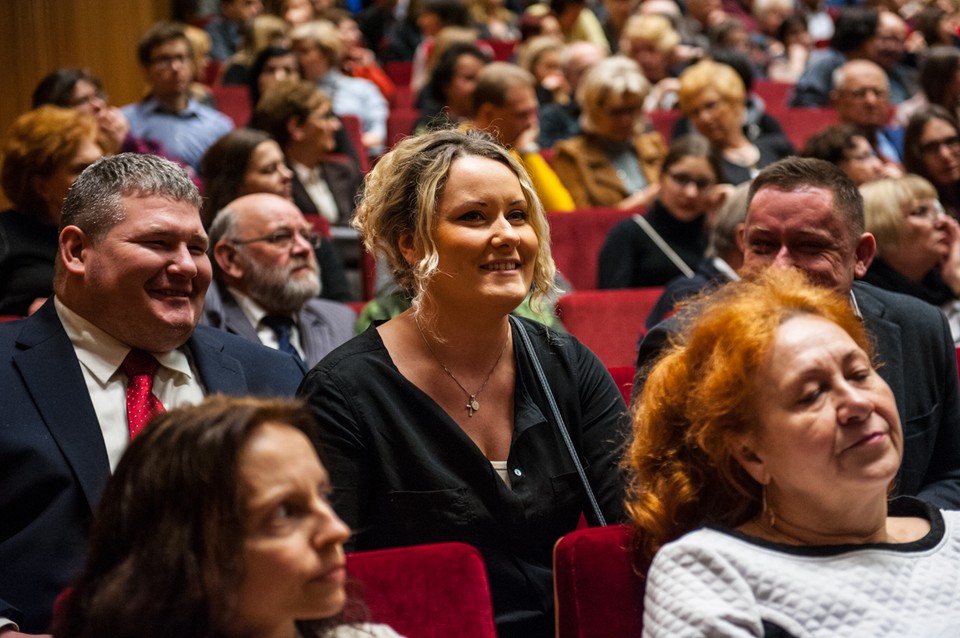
[
  {"left": 346, "top": 542, "right": 497, "bottom": 638},
  {"left": 607, "top": 366, "right": 635, "bottom": 404},
  {"left": 211, "top": 84, "right": 251, "bottom": 127},
  {"left": 547, "top": 208, "right": 633, "bottom": 292},
  {"left": 648, "top": 109, "right": 681, "bottom": 143},
  {"left": 387, "top": 108, "right": 421, "bottom": 149},
  {"left": 339, "top": 114, "right": 370, "bottom": 173},
  {"left": 385, "top": 61, "right": 413, "bottom": 86},
  {"left": 752, "top": 79, "right": 795, "bottom": 111},
  {"left": 555, "top": 288, "right": 663, "bottom": 368},
  {"left": 554, "top": 524, "right": 647, "bottom": 638},
  {"left": 775, "top": 107, "right": 839, "bottom": 151}
]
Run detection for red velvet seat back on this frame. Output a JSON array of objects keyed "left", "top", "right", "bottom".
[
  {"left": 554, "top": 525, "right": 647, "bottom": 638},
  {"left": 346, "top": 542, "right": 497, "bottom": 638},
  {"left": 211, "top": 84, "right": 251, "bottom": 127},
  {"left": 556, "top": 288, "right": 663, "bottom": 368},
  {"left": 547, "top": 208, "right": 634, "bottom": 292},
  {"left": 775, "top": 107, "right": 840, "bottom": 151}
]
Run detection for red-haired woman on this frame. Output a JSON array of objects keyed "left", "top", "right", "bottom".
[{"left": 627, "top": 268, "right": 960, "bottom": 636}]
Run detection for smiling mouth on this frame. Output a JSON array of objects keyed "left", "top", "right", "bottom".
[
  {"left": 845, "top": 432, "right": 885, "bottom": 451},
  {"left": 150, "top": 288, "right": 192, "bottom": 299},
  {"left": 482, "top": 262, "right": 520, "bottom": 271}
]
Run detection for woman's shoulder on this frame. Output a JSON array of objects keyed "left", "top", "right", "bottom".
[{"left": 309, "top": 326, "right": 388, "bottom": 377}]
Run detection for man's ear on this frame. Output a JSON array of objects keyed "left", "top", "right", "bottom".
[
  {"left": 853, "top": 232, "right": 876, "bottom": 279},
  {"left": 214, "top": 241, "right": 246, "bottom": 280},
  {"left": 729, "top": 435, "right": 770, "bottom": 486},
  {"left": 59, "top": 226, "right": 90, "bottom": 276}
]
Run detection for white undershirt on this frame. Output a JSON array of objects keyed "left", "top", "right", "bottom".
[
  {"left": 55, "top": 298, "right": 205, "bottom": 471},
  {"left": 490, "top": 460, "right": 511, "bottom": 488}
]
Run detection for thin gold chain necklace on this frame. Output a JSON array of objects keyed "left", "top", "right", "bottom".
[{"left": 414, "top": 316, "right": 509, "bottom": 417}]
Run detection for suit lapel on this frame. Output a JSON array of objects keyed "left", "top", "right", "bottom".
[
  {"left": 855, "top": 286, "right": 907, "bottom": 423},
  {"left": 297, "top": 304, "right": 328, "bottom": 367},
  {"left": 12, "top": 303, "right": 110, "bottom": 509},
  {"left": 188, "top": 326, "right": 249, "bottom": 395},
  {"left": 217, "top": 289, "right": 262, "bottom": 343}
]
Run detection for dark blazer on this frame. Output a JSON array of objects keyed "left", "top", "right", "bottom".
[
  {"left": 290, "top": 159, "right": 363, "bottom": 226},
  {"left": 0, "top": 300, "right": 307, "bottom": 632},
  {"left": 633, "top": 280, "right": 960, "bottom": 509},
  {"left": 202, "top": 282, "right": 356, "bottom": 369}
]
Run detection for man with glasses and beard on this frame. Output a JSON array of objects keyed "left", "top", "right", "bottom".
[{"left": 204, "top": 193, "right": 355, "bottom": 368}]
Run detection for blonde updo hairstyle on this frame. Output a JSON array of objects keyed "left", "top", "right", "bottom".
[
  {"left": 352, "top": 128, "right": 556, "bottom": 314},
  {"left": 577, "top": 56, "right": 651, "bottom": 135},
  {"left": 677, "top": 59, "right": 746, "bottom": 117}
]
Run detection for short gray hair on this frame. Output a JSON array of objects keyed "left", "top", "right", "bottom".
[
  {"left": 207, "top": 206, "right": 240, "bottom": 281},
  {"left": 60, "top": 153, "right": 202, "bottom": 241}
]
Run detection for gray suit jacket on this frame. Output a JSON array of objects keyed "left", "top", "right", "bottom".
[
  {"left": 634, "top": 280, "right": 960, "bottom": 509},
  {"left": 202, "top": 282, "right": 356, "bottom": 369}
]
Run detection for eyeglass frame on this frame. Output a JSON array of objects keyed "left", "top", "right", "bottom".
[
  {"left": 907, "top": 200, "right": 947, "bottom": 222},
  {"left": 919, "top": 135, "right": 960, "bottom": 157},
  {"left": 230, "top": 227, "right": 322, "bottom": 250},
  {"left": 149, "top": 53, "right": 192, "bottom": 69},
  {"left": 665, "top": 171, "right": 716, "bottom": 191}
]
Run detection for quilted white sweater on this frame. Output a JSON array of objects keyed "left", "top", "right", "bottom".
[{"left": 643, "top": 498, "right": 960, "bottom": 637}]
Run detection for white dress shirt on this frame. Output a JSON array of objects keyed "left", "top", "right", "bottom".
[{"left": 55, "top": 298, "right": 205, "bottom": 471}]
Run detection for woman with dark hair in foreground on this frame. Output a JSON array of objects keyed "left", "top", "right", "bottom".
[{"left": 54, "top": 396, "right": 401, "bottom": 638}]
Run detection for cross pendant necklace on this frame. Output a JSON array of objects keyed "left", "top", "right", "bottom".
[{"left": 415, "top": 316, "right": 508, "bottom": 418}]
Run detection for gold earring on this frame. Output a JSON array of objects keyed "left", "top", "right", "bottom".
[{"left": 762, "top": 485, "right": 775, "bottom": 528}]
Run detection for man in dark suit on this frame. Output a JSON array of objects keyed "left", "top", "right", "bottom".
[
  {"left": 635, "top": 157, "right": 960, "bottom": 508},
  {"left": 203, "top": 193, "right": 355, "bottom": 368},
  {"left": 251, "top": 79, "right": 362, "bottom": 226},
  {"left": 0, "top": 154, "right": 306, "bottom": 635}
]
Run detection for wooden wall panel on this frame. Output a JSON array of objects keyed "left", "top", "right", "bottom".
[{"left": 0, "top": 0, "right": 171, "bottom": 206}]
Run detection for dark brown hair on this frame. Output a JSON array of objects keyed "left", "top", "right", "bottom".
[{"left": 53, "top": 396, "right": 340, "bottom": 638}]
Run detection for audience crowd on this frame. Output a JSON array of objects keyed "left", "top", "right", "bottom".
[{"left": 4, "top": 0, "right": 960, "bottom": 635}]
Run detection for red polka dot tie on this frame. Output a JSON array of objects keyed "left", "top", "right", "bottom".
[{"left": 120, "top": 349, "right": 166, "bottom": 439}]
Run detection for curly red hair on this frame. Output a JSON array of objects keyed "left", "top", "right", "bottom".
[{"left": 625, "top": 268, "right": 873, "bottom": 565}]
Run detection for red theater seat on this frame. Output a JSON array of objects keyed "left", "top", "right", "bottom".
[
  {"left": 547, "top": 208, "right": 633, "bottom": 292},
  {"left": 346, "top": 542, "right": 497, "bottom": 638},
  {"left": 554, "top": 524, "right": 647, "bottom": 638},
  {"left": 211, "top": 84, "right": 251, "bottom": 127},
  {"left": 556, "top": 288, "right": 663, "bottom": 368},
  {"left": 775, "top": 107, "right": 840, "bottom": 151}
]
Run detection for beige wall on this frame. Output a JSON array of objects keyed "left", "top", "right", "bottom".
[{"left": 0, "top": 0, "right": 171, "bottom": 206}]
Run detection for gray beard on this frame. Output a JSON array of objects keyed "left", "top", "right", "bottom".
[{"left": 241, "top": 254, "right": 321, "bottom": 315}]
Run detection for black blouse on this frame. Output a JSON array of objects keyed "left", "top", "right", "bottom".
[
  {"left": 597, "top": 200, "right": 707, "bottom": 289},
  {"left": 297, "top": 317, "right": 628, "bottom": 638}
]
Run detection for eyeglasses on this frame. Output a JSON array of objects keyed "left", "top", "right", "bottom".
[
  {"left": 150, "top": 53, "right": 191, "bottom": 68},
  {"left": 604, "top": 104, "right": 642, "bottom": 118},
  {"left": 839, "top": 87, "right": 889, "bottom": 100},
  {"left": 908, "top": 200, "right": 946, "bottom": 221},
  {"left": 666, "top": 171, "right": 715, "bottom": 191},
  {"left": 69, "top": 90, "right": 107, "bottom": 108},
  {"left": 844, "top": 149, "right": 878, "bottom": 162},
  {"left": 231, "top": 227, "right": 322, "bottom": 250},
  {"left": 919, "top": 136, "right": 960, "bottom": 156}
]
